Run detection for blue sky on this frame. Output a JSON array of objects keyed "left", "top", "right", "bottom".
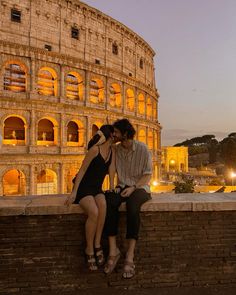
[{"left": 83, "top": 0, "right": 236, "bottom": 145}]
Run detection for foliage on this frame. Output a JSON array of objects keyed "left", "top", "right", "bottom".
[{"left": 173, "top": 175, "right": 195, "bottom": 193}]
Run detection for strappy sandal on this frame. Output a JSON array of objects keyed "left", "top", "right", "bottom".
[
  {"left": 104, "top": 251, "right": 121, "bottom": 275},
  {"left": 94, "top": 247, "right": 105, "bottom": 266},
  {"left": 122, "top": 260, "right": 135, "bottom": 279},
  {"left": 85, "top": 253, "right": 98, "bottom": 271}
]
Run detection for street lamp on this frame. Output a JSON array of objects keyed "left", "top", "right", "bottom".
[{"left": 231, "top": 172, "right": 236, "bottom": 186}]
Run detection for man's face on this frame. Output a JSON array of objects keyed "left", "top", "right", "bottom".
[{"left": 113, "top": 128, "right": 123, "bottom": 143}]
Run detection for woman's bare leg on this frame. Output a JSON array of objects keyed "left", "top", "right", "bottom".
[{"left": 94, "top": 193, "right": 106, "bottom": 248}]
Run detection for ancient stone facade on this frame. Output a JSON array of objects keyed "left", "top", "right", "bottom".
[{"left": 0, "top": 0, "right": 161, "bottom": 196}]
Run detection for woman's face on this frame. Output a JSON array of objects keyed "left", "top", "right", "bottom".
[{"left": 113, "top": 128, "right": 123, "bottom": 143}]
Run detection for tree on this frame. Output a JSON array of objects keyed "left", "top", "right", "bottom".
[
  {"left": 174, "top": 175, "right": 195, "bottom": 193},
  {"left": 220, "top": 136, "right": 236, "bottom": 169}
]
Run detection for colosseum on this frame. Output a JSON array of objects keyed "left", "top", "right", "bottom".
[{"left": 0, "top": 0, "right": 161, "bottom": 196}]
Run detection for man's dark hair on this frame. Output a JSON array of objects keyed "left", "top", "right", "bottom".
[{"left": 113, "top": 119, "right": 136, "bottom": 139}]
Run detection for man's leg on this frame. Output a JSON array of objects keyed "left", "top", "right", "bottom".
[
  {"left": 104, "top": 191, "right": 122, "bottom": 274},
  {"left": 124, "top": 189, "right": 151, "bottom": 278}
]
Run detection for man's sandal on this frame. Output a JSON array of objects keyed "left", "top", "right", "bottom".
[
  {"left": 85, "top": 254, "right": 98, "bottom": 271},
  {"left": 104, "top": 251, "right": 121, "bottom": 275},
  {"left": 94, "top": 247, "right": 105, "bottom": 266},
  {"left": 122, "top": 260, "right": 135, "bottom": 279}
]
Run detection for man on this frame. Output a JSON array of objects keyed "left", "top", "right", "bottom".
[{"left": 104, "top": 118, "right": 152, "bottom": 278}]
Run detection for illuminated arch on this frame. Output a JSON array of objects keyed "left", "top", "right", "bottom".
[
  {"left": 37, "top": 118, "right": 57, "bottom": 145},
  {"left": 109, "top": 83, "right": 122, "bottom": 108},
  {"left": 138, "top": 129, "right": 146, "bottom": 144},
  {"left": 3, "top": 116, "right": 26, "bottom": 145},
  {"left": 37, "top": 67, "right": 57, "bottom": 96},
  {"left": 146, "top": 97, "right": 153, "bottom": 118},
  {"left": 67, "top": 120, "right": 84, "bottom": 147},
  {"left": 153, "top": 100, "right": 157, "bottom": 120},
  {"left": 3, "top": 61, "right": 27, "bottom": 92},
  {"left": 2, "top": 169, "right": 26, "bottom": 196},
  {"left": 36, "top": 169, "right": 57, "bottom": 195},
  {"left": 90, "top": 78, "right": 104, "bottom": 104},
  {"left": 138, "top": 93, "right": 145, "bottom": 115},
  {"left": 66, "top": 72, "right": 83, "bottom": 101},
  {"left": 147, "top": 130, "right": 153, "bottom": 150},
  {"left": 126, "top": 88, "right": 135, "bottom": 111},
  {"left": 154, "top": 130, "right": 158, "bottom": 150}
]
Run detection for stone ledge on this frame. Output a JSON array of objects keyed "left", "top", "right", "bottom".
[{"left": 0, "top": 192, "right": 236, "bottom": 216}]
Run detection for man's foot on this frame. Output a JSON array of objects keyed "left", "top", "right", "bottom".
[
  {"left": 104, "top": 250, "right": 121, "bottom": 275},
  {"left": 122, "top": 260, "right": 135, "bottom": 279}
]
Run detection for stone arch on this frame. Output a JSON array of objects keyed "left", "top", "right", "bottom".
[
  {"left": 37, "top": 67, "right": 58, "bottom": 96},
  {"left": 66, "top": 71, "right": 83, "bottom": 101},
  {"left": 36, "top": 168, "right": 57, "bottom": 195},
  {"left": 138, "top": 129, "right": 146, "bottom": 144},
  {"left": 67, "top": 119, "right": 84, "bottom": 147},
  {"left": 3, "top": 115, "right": 26, "bottom": 145},
  {"left": 146, "top": 97, "right": 153, "bottom": 118},
  {"left": 109, "top": 83, "right": 122, "bottom": 108},
  {"left": 138, "top": 93, "right": 145, "bottom": 115},
  {"left": 2, "top": 169, "right": 26, "bottom": 196},
  {"left": 89, "top": 78, "right": 104, "bottom": 104},
  {"left": 126, "top": 88, "right": 135, "bottom": 111},
  {"left": 3, "top": 60, "right": 27, "bottom": 92},
  {"left": 37, "top": 117, "right": 58, "bottom": 145},
  {"left": 147, "top": 130, "right": 153, "bottom": 150}
]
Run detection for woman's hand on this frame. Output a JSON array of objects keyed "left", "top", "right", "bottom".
[{"left": 64, "top": 192, "right": 76, "bottom": 205}]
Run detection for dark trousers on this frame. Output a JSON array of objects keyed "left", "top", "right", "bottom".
[{"left": 104, "top": 187, "right": 151, "bottom": 240}]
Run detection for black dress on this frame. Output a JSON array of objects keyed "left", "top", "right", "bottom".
[{"left": 73, "top": 148, "right": 112, "bottom": 204}]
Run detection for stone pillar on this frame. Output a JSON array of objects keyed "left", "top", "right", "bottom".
[
  {"left": 30, "top": 58, "right": 36, "bottom": 94},
  {"left": 29, "top": 109, "right": 36, "bottom": 146},
  {"left": 105, "top": 76, "right": 109, "bottom": 110},
  {"left": 59, "top": 163, "right": 64, "bottom": 194},
  {"left": 29, "top": 165, "right": 35, "bottom": 195},
  {"left": 60, "top": 65, "right": 65, "bottom": 102},
  {"left": 60, "top": 113, "right": 66, "bottom": 147},
  {"left": 84, "top": 70, "right": 90, "bottom": 106},
  {"left": 122, "top": 82, "right": 125, "bottom": 113}
]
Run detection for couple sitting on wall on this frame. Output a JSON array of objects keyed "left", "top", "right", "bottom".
[{"left": 65, "top": 119, "right": 152, "bottom": 279}]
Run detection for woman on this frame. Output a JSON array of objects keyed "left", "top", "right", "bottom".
[{"left": 65, "top": 125, "right": 115, "bottom": 271}]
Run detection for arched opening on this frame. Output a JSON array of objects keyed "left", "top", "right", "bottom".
[
  {"left": 3, "top": 169, "right": 26, "bottom": 196},
  {"left": 109, "top": 83, "right": 121, "bottom": 108},
  {"left": 180, "top": 163, "right": 185, "bottom": 172},
  {"left": 66, "top": 72, "right": 83, "bottom": 101},
  {"left": 66, "top": 167, "right": 78, "bottom": 193},
  {"left": 138, "top": 93, "right": 145, "bottom": 115},
  {"left": 90, "top": 79, "right": 104, "bottom": 104},
  {"left": 169, "top": 159, "right": 176, "bottom": 172},
  {"left": 67, "top": 121, "right": 84, "bottom": 146},
  {"left": 126, "top": 88, "right": 135, "bottom": 111},
  {"left": 37, "top": 119, "right": 55, "bottom": 145},
  {"left": 153, "top": 100, "right": 157, "bottom": 120},
  {"left": 4, "top": 63, "right": 26, "bottom": 92},
  {"left": 37, "top": 67, "right": 57, "bottom": 96},
  {"left": 138, "top": 129, "right": 146, "bottom": 144},
  {"left": 146, "top": 98, "right": 153, "bottom": 118},
  {"left": 148, "top": 130, "right": 153, "bottom": 150},
  {"left": 36, "top": 169, "right": 57, "bottom": 195},
  {"left": 3, "top": 116, "right": 25, "bottom": 145},
  {"left": 154, "top": 130, "right": 158, "bottom": 150}
]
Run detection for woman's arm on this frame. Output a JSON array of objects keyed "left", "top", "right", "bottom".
[
  {"left": 108, "top": 146, "right": 116, "bottom": 190},
  {"left": 65, "top": 146, "right": 98, "bottom": 204}
]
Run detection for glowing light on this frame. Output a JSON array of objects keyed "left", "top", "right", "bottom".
[{"left": 152, "top": 180, "right": 158, "bottom": 186}]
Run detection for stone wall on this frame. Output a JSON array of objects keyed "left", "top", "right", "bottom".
[{"left": 0, "top": 193, "right": 236, "bottom": 293}]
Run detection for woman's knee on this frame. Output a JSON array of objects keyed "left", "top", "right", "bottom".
[{"left": 87, "top": 205, "right": 99, "bottom": 222}]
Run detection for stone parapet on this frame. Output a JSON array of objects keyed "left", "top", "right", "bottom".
[{"left": 1, "top": 193, "right": 236, "bottom": 216}]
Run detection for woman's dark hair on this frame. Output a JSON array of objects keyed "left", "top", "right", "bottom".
[
  {"left": 87, "top": 124, "right": 114, "bottom": 150},
  {"left": 113, "top": 119, "right": 136, "bottom": 139}
]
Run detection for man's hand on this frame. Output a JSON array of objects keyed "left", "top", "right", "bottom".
[{"left": 121, "top": 186, "right": 135, "bottom": 198}]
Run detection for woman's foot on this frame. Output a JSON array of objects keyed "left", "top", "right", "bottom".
[
  {"left": 122, "top": 260, "right": 135, "bottom": 279},
  {"left": 94, "top": 246, "right": 105, "bottom": 266},
  {"left": 104, "top": 249, "right": 121, "bottom": 275},
  {"left": 85, "top": 253, "right": 98, "bottom": 271}
]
